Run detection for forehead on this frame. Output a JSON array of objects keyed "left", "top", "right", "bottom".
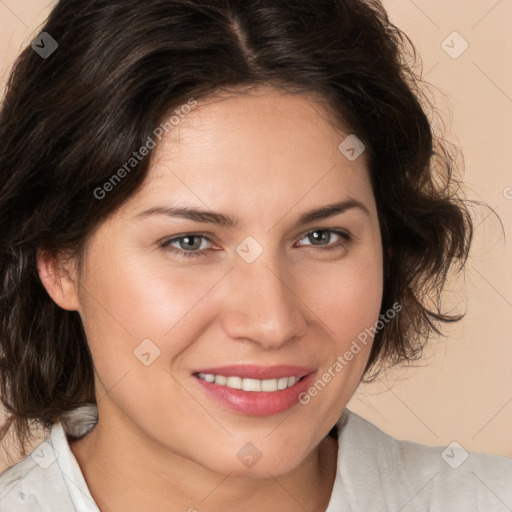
[
  {"left": 154, "top": 87, "right": 357, "bottom": 168},
  {"left": 124, "top": 88, "right": 375, "bottom": 223}
]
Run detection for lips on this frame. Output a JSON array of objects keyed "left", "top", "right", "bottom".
[{"left": 192, "top": 365, "right": 316, "bottom": 416}]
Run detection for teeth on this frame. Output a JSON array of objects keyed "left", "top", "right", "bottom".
[
  {"left": 262, "top": 379, "right": 278, "bottom": 392},
  {"left": 197, "top": 373, "right": 302, "bottom": 392},
  {"left": 242, "top": 378, "right": 261, "bottom": 392},
  {"left": 226, "top": 376, "right": 242, "bottom": 389},
  {"left": 277, "top": 377, "right": 289, "bottom": 390},
  {"left": 214, "top": 375, "right": 227, "bottom": 385}
]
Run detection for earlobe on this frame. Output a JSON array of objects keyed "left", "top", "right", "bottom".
[{"left": 36, "top": 249, "right": 81, "bottom": 311}]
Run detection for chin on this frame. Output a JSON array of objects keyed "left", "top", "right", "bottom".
[{"left": 202, "top": 446, "right": 307, "bottom": 479}]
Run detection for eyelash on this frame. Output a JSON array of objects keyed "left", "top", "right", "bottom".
[{"left": 159, "top": 229, "right": 352, "bottom": 259}]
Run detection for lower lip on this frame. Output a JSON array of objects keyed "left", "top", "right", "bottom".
[{"left": 193, "top": 373, "right": 317, "bottom": 416}]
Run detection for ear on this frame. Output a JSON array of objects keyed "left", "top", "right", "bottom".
[{"left": 36, "top": 248, "right": 81, "bottom": 311}]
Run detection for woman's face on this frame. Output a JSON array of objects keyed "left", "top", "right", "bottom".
[{"left": 65, "top": 88, "right": 383, "bottom": 477}]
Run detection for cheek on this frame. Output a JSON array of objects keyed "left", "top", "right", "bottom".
[
  {"left": 81, "top": 250, "right": 210, "bottom": 333},
  {"left": 304, "top": 251, "right": 383, "bottom": 348},
  {"left": 76, "top": 255, "right": 206, "bottom": 415},
  {"left": 77, "top": 251, "right": 230, "bottom": 380},
  {"left": 292, "top": 257, "right": 383, "bottom": 435}
]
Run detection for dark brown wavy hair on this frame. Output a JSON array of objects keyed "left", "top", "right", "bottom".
[{"left": 0, "top": 0, "right": 480, "bottom": 455}]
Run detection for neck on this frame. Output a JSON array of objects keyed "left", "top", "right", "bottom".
[{"left": 69, "top": 410, "right": 338, "bottom": 512}]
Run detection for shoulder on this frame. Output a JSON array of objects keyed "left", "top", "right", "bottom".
[
  {"left": 0, "top": 424, "right": 77, "bottom": 511},
  {"left": 338, "top": 409, "right": 512, "bottom": 511}
]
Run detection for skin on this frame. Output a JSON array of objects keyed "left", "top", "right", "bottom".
[{"left": 38, "top": 87, "right": 383, "bottom": 512}]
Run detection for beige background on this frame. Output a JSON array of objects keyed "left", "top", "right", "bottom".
[{"left": 0, "top": 0, "right": 511, "bottom": 471}]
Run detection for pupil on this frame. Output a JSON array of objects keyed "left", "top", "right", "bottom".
[
  {"left": 183, "top": 236, "right": 198, "bottom": 249},
  {"left": 312, "top": 230, "right": 328, "bottom": 244}
]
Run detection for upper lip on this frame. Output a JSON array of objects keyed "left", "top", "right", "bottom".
[{"left": 193, "top": 365, "right": 315, "bottom": 380}]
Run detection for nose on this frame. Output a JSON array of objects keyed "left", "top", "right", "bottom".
[{"left": 220, "top": 253, "right": 308, "bottom": 350}]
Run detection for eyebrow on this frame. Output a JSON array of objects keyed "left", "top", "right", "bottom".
[{"left": 136, "top": 198, "right": 370, "bottom": 229}]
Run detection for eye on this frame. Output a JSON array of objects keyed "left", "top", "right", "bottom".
[
  {"left": 160, "top": 234, "right": 213, "bottom": 258},
  {"left": 296, "top": 229, "right": 351, "bottom": 251},
  {"left": 160, "top": 228, "right": 352, "bottom": 259}
]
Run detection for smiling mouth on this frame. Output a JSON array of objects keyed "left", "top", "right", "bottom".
[
  {"left": 192, "top": 366, "right": 316, "bottom": 416},
  {"left": 195, "top": 373, "right": 306, "bottom": 392}
]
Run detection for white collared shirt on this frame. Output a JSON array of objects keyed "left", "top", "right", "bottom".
[{"left": 1, "top": 405, "right": 511, "bottom": 511}]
